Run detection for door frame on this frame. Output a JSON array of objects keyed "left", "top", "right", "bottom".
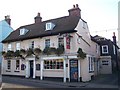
[{"left": 69, "top": 59, "right": 78, "bottom": 82}]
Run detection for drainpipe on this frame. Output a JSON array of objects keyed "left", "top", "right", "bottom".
[
  {"left": 33, "top": 59, "right": 36, "bottom": 78},
  {"left": 40, "top": 59, "right": 43, "bottom": 80},
  {"left": 25, "top": 61, "right": 29, "bottom": 78},
  {"left": 63, "top": 57, "right": 67, "bottom": 82},
  {"left": 78, "top": 59, "right": 81, "bottom": 82},
  {"left": 112, "top": 32, "right": 120, "bottom": 87}
]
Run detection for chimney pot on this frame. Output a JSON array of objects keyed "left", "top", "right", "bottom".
[
  {"left": 5, "top": 15, "right": 11, "bottom": 25},
  {"left": 37, "top": 13, "right": 40, "bottom": 16},
  {"left": 113, "top": 32, "right": 115, "bottom": 36},
  {"left": 112, "top": 32, "right": 116, "bottom": 44},
  {"left": 76, "top": 4, "right": 79, "bottom": 8},
  {"left": 68, "top": 4, "right": 81, "bottom": 17},
  {"left": 73, "top": 5, "right": 75, "bottom": 8},
  {"left": 34, "top": 12, "right": 42, "bottom": 23}
]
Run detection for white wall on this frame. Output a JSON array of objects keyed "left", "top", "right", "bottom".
[
  {"left": 80, "top": 58, "right": 90, "bottom": 82},
  {"left": 2, "top": 59, "right": 26, "bottom": 76},
  {"left": 99, "top": 56, "right": 112, "bottom": 74}
]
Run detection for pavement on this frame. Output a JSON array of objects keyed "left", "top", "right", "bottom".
[{"left": 1, "top": 73, "right": 119, "bottom": 89}]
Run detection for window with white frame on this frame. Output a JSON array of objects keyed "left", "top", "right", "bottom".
[
  {"left": 102, "top": 45, "right": 108, "bottom": 54},
  {"left": 46, "top": 23, "right": 51, "bottom": 30},
  {"left": 16, "top": 60, "right": 20, "bottom": 70},
  {"left": 58, "top": 37, "right": 64, "bottom": 47},
  {"left": 16, "top": 43, "right": 20, "bottom": 50},
  {"left": 20, "top": 28, "right": 29, "bottom": 35},
  {"left": 45, "top": 22, "right": 55, "bottom": 31},
  {"left": 44, "top": 59, "right": 63, "bottom": 69},
  {"left": 45, "top": 39, "right": 50, "bottom": 47},
  {"left": 88, "top": 56, "right": 94, "bottom": 72},
  {"left": 113, "top": 45, "right": 116, "bottom": 55},
  {"left": 7, "top": 60, "right": 11, "bottom": 70},
  {"left": 29, "top": 41, "right": 34, "bottom": 49},
  {"left": 8, "top": 44, "right": 12, "bottom": 50}
]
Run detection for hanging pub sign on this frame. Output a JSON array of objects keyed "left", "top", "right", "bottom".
[{"left": 66, "top": 34, "right": 70, "bottom": 49}]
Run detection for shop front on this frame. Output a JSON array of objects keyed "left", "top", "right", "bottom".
[
  {"left": 41, "top": 56, "right": 81, "bottom": 82},
  {"left": 24, "top": 55, "right": 81, "bottom": 82}
]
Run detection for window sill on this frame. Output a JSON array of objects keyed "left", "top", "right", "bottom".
[
  {"left": 43, "top": 69, "right": 63, "bottom": 71},
  {"left": 6, "top": 70, "right": 11, "bottom": 72},
  {"left": 14, "top": 70, "right": 20, "bottom": 72},
  {"left": 89, "top": 71, "right": 94, "bottom": 73},
  {"left": 102, "top": 52, "right": 108, "bottom": 54}
]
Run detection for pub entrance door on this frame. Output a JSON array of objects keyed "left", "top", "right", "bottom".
[{"left": 69, "top": 59, "right": 78, "bottom": 82}]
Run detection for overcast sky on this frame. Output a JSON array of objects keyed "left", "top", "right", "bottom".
[{"left": 0, "top": 0, "right": 119, "bottom": 40}]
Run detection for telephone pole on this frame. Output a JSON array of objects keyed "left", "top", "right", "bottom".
[{"left": 112, "top": 32, "right": 120, "bottom": 89}]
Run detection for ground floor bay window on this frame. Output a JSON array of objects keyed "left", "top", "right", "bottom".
[
  {"left": 44, "top": 59, "right": 63, "bottom": 69},
  {"left": 40, "top": 57, "right": 65, "bottom": 81},
  {"left": 41, "top": 57, "right": 80, "bottom": 82}
]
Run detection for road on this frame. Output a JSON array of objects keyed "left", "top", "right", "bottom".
[
  {"left": 1, "top": 73, "right": 119, "bottom": 89},
  {"left": 2, "top": 76, "right": 69, "bottom": 88}
]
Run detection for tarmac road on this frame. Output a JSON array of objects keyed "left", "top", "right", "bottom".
[{"left": 1, "top": 73, "right": 119, "bottom": 89}]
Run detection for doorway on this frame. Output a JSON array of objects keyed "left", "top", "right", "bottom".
[
  {"left": 69, "top": 59, "right": 78, "bottom": 82},
  {"left": 29, "top": 61, "right": 33, "bottom": 77}
]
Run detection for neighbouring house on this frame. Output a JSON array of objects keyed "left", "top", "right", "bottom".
[
  {"left": 91, "top": 33, "right": 119, "bottom": 74},
  {"left": 90, "top": 36, "right": 100, "bottom": 76},
  {"left": 2, "top": 4, "right": 98, "bottom": 82},
  {"left": 0, "top": 15, "right": 13, "bottom": 63}
]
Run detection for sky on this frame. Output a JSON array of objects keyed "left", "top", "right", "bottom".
[{"left": 0, "top": 0, "right": 119, "bottom": 40}]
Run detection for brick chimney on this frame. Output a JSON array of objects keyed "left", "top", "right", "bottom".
[
  {"left": 68, "top": 4, "right": 81, "bottom": 17},
  {"left": 5, "top": 15, "right": 11, "bottom": 25},
  {"left": 113, "top": 32, "right": 116, "bottom": 44},
  {"left": 34, "top": 12, "right": 42, "bottom": 23}
]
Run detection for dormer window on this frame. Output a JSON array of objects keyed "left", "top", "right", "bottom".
[
  {"left": 45, "top": 22, "right": 55, "bottom": 31},
  {"left": 102, "top": 45, "right": 108, "bottom": 54},
  {"left": 20, "top": 28, "right": 29, "bottom": 35}
]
